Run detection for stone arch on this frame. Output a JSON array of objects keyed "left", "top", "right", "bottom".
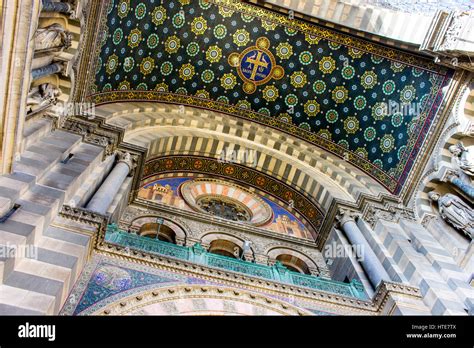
[
  {"left": 198, "top": 231, "right": 257, "bottom": 261},
  {"left": 128, "top": 215, "right": 188, "bottom": 245},
  {"left": 266, "top": 246, "right": 320, "bottom": 275},
  {"left": 90, "top": 285, "right": 312, "bottom": 316},
  {"left": 96, "top": 102, "right": 388, "bottom": 213}
]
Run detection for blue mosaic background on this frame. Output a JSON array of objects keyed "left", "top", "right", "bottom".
[{"left": 89, "top": 0, "right": 453, "bottom": 193}]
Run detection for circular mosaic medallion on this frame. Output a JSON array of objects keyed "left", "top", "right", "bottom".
[
  {"left": 371, "top": 55, "right": 384, "bottom": 64},
  {"left": 290, "top": 71, "right": 307, "bottom": 88},
  {"left": 328, "top": 41, "right": 341, "bottom": 50},
  {"left": 262, "top": 85, "right": 279, "bottom": 102},
  {"left": 325, "top": 109, "right": 338, "bottom": 123},
  {"left": 305, "top": 33, "right": 320, "bottom": 45},
  {"left": 113, "top": 28, "right": 123, "bottom": 45},
  {"left": 221, "top": 73, "right": 237, "bottom": 90},
  {"left": 304, "top": 100, "right": 320, "bottom": 117},
  {"left": 191, "top": 17, "right": 208, "bottom": 36},
  {"left": 285, "top": 94, "right": 298, "bottom": 107},
  {"left": 146, "top": 33, "right": 159, "bottom": 49},
  {"left": 319, "top": 56, "right": 336, "bottom": 74},
  {"left": 338, "top": 139, "right": 349, "bottom": 149},
  {"left": 361, "top": 71, "right": 377, "bottom": 89},
  {"left": 400, "top": 85, "right": 416, "bottom": 104},
  {"left": 117, "top": 0, "right": 130, "bottom": 19},
  {"left": 151, "top": 6, "right": 166, "bottom": 26},
  {"left": 353, "top": 95, "right": 366, "bottom": 110},
  {"left": 128, "top": 28, "right": 142, "bottom": 48},
  {"left": 140, "top": 57, "right": 155, "bottom": 75},
  {"left": 165, "top": 35, "right": 180, "bottom": 54},
  {"left": 186, "top": 42, "right": 199, "bottom": 57},
  {"left": 344, "top": 116, "right": 359, "bottom": 134},
  {"left": 135, "top": 3, "right": 146, "bottom": 20},
  {"left": 318, "top": 129, "right": 332, "bottom": 140},
  {"left": 217, "top": 96, "right": 229, "bottom": 104},
  {"left": 391, "top": 112, "right": 404, "bottom": 127},
  {"left": 261, "top": 19, "right": 277, "bottom": 31},
  {"left": 172, "top": 13, "right": 185, "bottom": 28},
  {"left": 313, "top": 80, "right": 326, "bottom": 94},
  {"left": 237, "top": 100, "right": 251, "bottom": 109},
  {"left": 201, "top": 69, "right": 215, "bottom": 83},
  {"left": 160, "top": 61, "right": 173, "bottom": 76},
  {"left": 380, "top": 134, "right": 395, "bottom": 153},
  {"left": 195, "top": 89, "right": 210, "bottom": 99},
  {"left": 382, "top": 80, "right": 395, "bottom": 95},
  {"left": 299, "top": 51, "right": 313, "bottom": 65},
  {"left": 179, "top": 63, "right": 195, "bottom": 81},
  {"left": 214, "top": 24, "right": 227, "bottom": 39},
  {"left": 397, "top": 145, "right": 407, "bottom": 160},
  {"left": 331, "top": 86, "right": 348, "bottom": 104},
  {"left": 106, "top": 54, "right": 118, "bottom": 75},
  {"left": 372, "top": 102, "right": 388, "bottom": 120},
  {"left": 154, "top": 83, "right": 168, "bottom": 92},
  {"left": 233, "top": 29, "right": 250, "bottom": 47},
  {"left": 364, "top": 127, "right": 376, "bottom": 141},
  {"left": 276, "top": 43, "right": 293, "bottom": 60},
  {"left": 341, "top": 65, "right": 355, "bottom": 79},
  {"left": 206, "top": 45, "right": 222, "bottom": 63},
  {"left": 390, "top": 61, "right": 405, "bottom": 73}
]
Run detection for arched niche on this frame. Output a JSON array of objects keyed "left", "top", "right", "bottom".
[
  {"left": 266, "top": 247, "right": 320, "bottom": 275},
  {"left": 128, "top": 216, "right": 187, "bottom": 245},
  {"left": 199, "top": 231, "right": 255, "bottom": 261}
]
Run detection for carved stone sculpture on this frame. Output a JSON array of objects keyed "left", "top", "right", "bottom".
[
  {"left": 26, "top": 83, "right": 61, "bottom": 114},
  {"left": 428, "top": 191, "right": 474, "bottom": 239},
  {"left": 449, "top": 142, "right": 474, "bottom": 177},
  {"left": 34, "top": 23, "right": 72, "bottom": 51}
]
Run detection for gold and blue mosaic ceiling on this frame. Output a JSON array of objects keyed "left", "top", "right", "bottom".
[{"left": 89, "top": 0, "right": 453, "bottom": 194}]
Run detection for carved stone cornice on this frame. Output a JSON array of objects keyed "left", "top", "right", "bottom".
[
  {"left": 372, "top": 280, "right": 423, "bottom": 312},
  {"left": 59, "top": 115, "right": 120, "bottom": 157},
  {"left": 420, "top": 213, "right": 438, "bottom": 228},
  {"left": 59, "top": 205, "right": 108, "bottom": 227},
  {"left": 317, "top": 192, "right": 415, "bottom": 249},
  {"left": 363, "top": 204, "right": 416, "bottom": 229}
]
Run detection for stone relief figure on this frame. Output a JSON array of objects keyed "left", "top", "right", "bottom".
[
  {"left": 26, "top": 83, "right": 61, "bottom": 114},
  {"left": 428, "top": 191, "right": 474, "bottom": 239},
  {"left": 449, "top": 142, "right": 474, "bottom": 177},
  {"left": 34, "top": 23, "right": 72, "bottom": 51}
]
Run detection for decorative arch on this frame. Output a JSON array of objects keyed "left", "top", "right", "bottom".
[
  {"left": 96, "top": 102, "right": 387, "bottom": 206},
  {"left": 127, "top": 215, "right": 188, "bottom": 245},
  {"left": 199, "top": 231, "right": 255, "bottom": 255},
  {"left": 90, "top": 285, "right": 312, "bottom": 316},
  {"left": 266, "top": 246, "right": 320, "bottom": 275}
]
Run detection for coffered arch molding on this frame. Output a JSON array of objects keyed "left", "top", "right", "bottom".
[
  {"left": 89, "top": 285, "right": 313, "bottom": 316},
  {"left": 96, "top": 102, "right": 388, "bottom": 210}
]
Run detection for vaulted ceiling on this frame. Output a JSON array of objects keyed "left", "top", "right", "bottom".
[{"left": 87, "top": 0, "right": 454, "bottom": 195}]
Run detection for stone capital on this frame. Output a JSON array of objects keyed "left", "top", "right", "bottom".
[
  {"left": 116, "top": 151, "right": 138, "bottom": 173},
  {"left": 335, "top": 208, "right": 359, "bottom": 228}
]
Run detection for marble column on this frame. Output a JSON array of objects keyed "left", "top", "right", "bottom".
[
  {"left": 41, "top": 0, "right": 72, "bottom": 14},
  {"left": 31, "top": 62, "right": 63, "bottom": 81},
  {"left": 86, "top": 152, "right": 136, "bottom": 215},
  {"left": 444, "top": 171, "right": 474, "bottom": 200},
  {"left": 336, "top": 211, "right": 390, "bottom": 288}
]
